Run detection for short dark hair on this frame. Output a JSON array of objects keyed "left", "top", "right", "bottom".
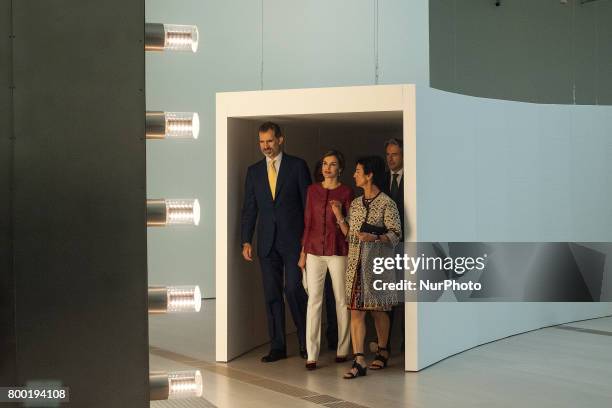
[
  {"left": 258, "top": 121, "right": 282, "bottom": 138},
  {"left": 384, "top": 138, "right": 403, "bottom": 151},
  {"left": 313, "top": 150, "right": 345, "bottom": 182},
  {"left": 356, "top": 155, "right": 386, "bottom": 189}
]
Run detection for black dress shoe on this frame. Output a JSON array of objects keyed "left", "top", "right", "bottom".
[
  {"left": 261, "top": 350, "right": 287, "bottom": 363},
  {"left": 299, "top": 348, "right": 308, "bottom": 359}
]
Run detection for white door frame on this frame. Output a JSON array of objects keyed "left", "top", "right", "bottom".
[{"left": 215, "top": 84, "right": 418, "bottom": 370}]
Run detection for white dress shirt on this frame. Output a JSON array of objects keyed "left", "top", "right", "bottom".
[{"left": 266, "top": 151, "right": 283, "bottom": 174}]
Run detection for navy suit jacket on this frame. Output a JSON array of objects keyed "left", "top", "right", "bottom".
[
  {"left": 241, "top": 153, "right": 311, "bottom": 256},
  {"left": 382, "top": 170, "right": 405, "bottom": 239}
]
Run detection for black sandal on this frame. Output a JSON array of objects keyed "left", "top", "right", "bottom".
[
  {"left": 343, "top": 353, "right": 367, "bottom": 379},
  {"left": 369, "top": 346, "right": 389, "bottom": 370}
]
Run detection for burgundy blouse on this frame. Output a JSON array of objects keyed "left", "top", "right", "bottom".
[{"left": 301, "top": 183, "right": 354, "bottom": 256}]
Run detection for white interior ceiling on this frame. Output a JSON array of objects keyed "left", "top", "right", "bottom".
[{"left": 234, "top": 111, "right": 403, "bottom": 132}]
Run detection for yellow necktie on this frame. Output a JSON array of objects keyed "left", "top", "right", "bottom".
[{"left": 268, "top": 159, "right": 277, "bottom": 199}]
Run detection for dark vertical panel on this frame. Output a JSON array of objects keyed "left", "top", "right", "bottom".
[
  {"left": 519, "top": 0, "right": 574, "bottom": 104},
  {"left": 429, "top": 0, "right": 456, "bottom": 93},
  {"left": 12, "top": 1, "right": 147, "bottom": 407},
  {"left": 597, "top": 0, "right": 612, "bottom": 105},
  {"left": 454, "top": 0, "right": 573, "bottom": 104},
  {"left": 452, "top": 0, "right": 524, "bottom": 101},
  {"left": 518, "top": 0, "right": 574, "bottom": 104},
  {"left": 429, "top": 0, "right": 612, "bottom": 105},
  {"left": 574, "top": 1, "right": 598, "bottom": 104},
  {"left": 0, "top": 0, "right": 16, "bottom": 388}
]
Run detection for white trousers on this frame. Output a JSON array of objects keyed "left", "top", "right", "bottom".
[{"left": 305, "top": 254, "right": 350, "bottom": 361}]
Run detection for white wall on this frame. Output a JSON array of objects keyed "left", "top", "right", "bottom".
[
  {"left": 412, "top": 86, "right": 612, "bottom": 370},
  {"left": 225, "top": 119, "right": 269, "bottom": 357},
  {"left": 417, "top": 302, "right": 612, "bottom": 369}
]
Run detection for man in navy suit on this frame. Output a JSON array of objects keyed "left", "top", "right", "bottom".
[
  {"left": 241, "top": 122, "right": 311, "bottom": 362},
  {"left": 370, "top": 137, "right": 405, "bottom": 354},
  {"left": 383, "top": 138, "right": 404, "bottom": 238}
]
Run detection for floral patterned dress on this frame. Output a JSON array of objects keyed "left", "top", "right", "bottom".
[{"left": 345, "top": 191, "right": 402, "bottom": 311}]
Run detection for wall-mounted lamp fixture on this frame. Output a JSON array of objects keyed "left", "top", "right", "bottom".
[
  {"left": 145, "top": 23, "right": 199, "bottom": 53},
  {"left": 150, "top": 370, "right": 203, "bottom": 400},
  {"left": 146, "top": 111, "right": 200, "bottom": 140},
  {"left": 147, "top": 199, "right": 200, "bottom": 227},
  {"left": 149, "top": 285, "right": 202, "bottom": 313}
]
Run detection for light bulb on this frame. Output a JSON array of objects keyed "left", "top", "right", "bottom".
[
  {"left": 168, "top": 370, "right": 203, "bottom": 399},
  {"left": 145, "top": 23, "right": 199, "bottom": 53},
  {"left": 167, "top": 285, "right": 202, "bottom": 313},
  {"left": 166, "top": 199, "right": 200, "bottom": 226},
  {"left": 149, "top": 285, "right": 202, "bottom": 314},
  {"left": 146, "top": 112, "right": 199, "bottom": 140},
  {"left": 164, "top": 24, "right": 199, "bottom": 53},
  {"left": 150, "top": 370, "right": 203, "bottom": 401},
  {"left": 147, "top": 199, "right": 200, "bottom": 227},
  {"left": 166, "top": 112, "right": 199, "bottom": 139}
]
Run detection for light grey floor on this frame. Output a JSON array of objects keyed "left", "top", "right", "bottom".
[{"left": 150, "top": 300, "right": 612, "bottom": 408}]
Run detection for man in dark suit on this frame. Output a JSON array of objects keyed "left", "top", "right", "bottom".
[
  {"left": 241, "top": 122, "right": 310, "bottom": 362},
  {"left": 383, "top": 138, "right": 404, "bottom": 238},
  {"left": 371, "top": 138, "right": 405, "bottom": 354}
]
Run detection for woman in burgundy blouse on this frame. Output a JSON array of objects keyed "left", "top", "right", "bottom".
[{"left": 298, "top": 150, "right": 353, "bottom": 370}]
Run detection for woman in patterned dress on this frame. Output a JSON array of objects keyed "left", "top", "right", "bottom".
[{"left": 331, "top": 155, "right": 402, "bottom": 379}]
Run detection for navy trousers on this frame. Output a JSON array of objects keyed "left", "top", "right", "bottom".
[{"left": 259, "top": 241, "right": 308, "bottom": 352}]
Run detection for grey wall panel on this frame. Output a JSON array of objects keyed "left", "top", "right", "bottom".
[
  {"left": 455, "top": 0, "right": 573, "bottom": 104},
  {"left": 574, "top": 2, "right": 599, "bottom": 104},
  {"left": 12, "top": 1, "right": 147, "bottom": 407},
  {"left": 429, "top": 0, "right": 455, "bottom": 92},
  {"left": 430, "top": 0, "right": 612, "bottom": 105},
  {"left": 598, "top": 0, "right": 612, "bottom": 104},
  {"left": 0, "top": 0, "right": 15, "bottom": 388}
]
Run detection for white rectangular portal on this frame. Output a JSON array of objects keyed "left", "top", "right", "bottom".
[{"left": 215, "top": 85, "right": 418, "bottom": 370}]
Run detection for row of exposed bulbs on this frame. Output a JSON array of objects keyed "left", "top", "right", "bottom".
[
  {"left": 147, "top": 286, "right": 203, "bottom": 400},
  {"left": 145, "top": 25, "right": 199, "bottom": 139},
  {"left": 145, "top": 21, "right": 203, "bottom": 401}
]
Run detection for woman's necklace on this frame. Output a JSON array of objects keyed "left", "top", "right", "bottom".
[{"left": 363, "top": 190, "right": 381, "bottom": 210}]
